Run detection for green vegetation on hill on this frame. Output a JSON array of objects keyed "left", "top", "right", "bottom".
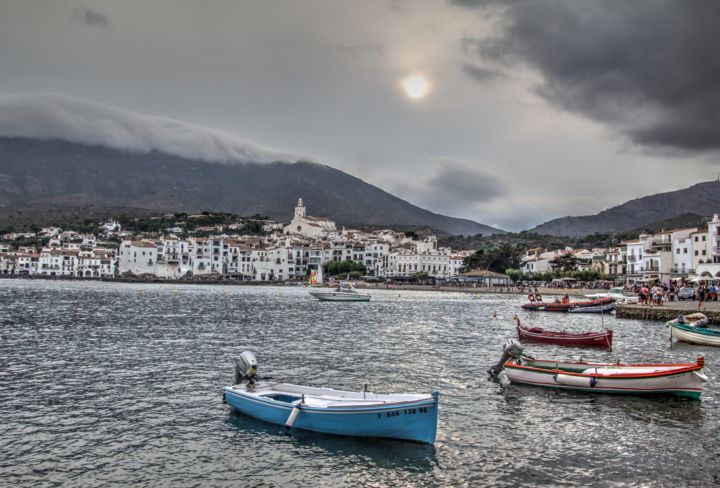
[{"left": 0, "top": 208, "right": 272, "bottom": 238}]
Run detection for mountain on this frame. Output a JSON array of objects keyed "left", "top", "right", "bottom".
[
  {"left": 530, "top": 181, "right": 720, "bottom": 237},
  {"left": 0, "top": 137, "right": 502, "bottom": 235}
]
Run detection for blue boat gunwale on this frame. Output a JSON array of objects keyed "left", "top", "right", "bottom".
[{"left": 224, "top": 386, "right": 438, "bottom": 414}]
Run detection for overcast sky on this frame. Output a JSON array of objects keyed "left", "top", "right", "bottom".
[{"left": 1, "top": 0, "right": 718, "bottom": 230}]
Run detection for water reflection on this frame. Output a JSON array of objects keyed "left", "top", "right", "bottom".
[
  {"left": 224, "top": 411, "right": 439, "bottom": 473},
  {"left": 497, "top": 383, "right": 706, "bottom": 428}
]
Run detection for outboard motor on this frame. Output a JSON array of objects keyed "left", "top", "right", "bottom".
[
  {"left": 488, "top": 340, "right": 524, "bottom": 379},
  {"left": 234, "top": 351, "right": 259, "bottom": 391}
]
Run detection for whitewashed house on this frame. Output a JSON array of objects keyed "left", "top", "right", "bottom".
[
  {"left": 671, "top": 228, "right": 697, "bottom": 276},
  {"left": 118, "top": 240, "right": 158, "bottom": 276}
]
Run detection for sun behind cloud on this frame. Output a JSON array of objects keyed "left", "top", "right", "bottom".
[{"left": 402, "top": 75, "right": 429, "bottom": 100}]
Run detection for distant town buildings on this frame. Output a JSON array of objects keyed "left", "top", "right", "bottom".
[
  {"left": 3, "top": 201, "right": 720, "bottom": 285},
  {"left": 0, "top": 199, "right": 473, "bottom": 281},
  {"left": 519, "top": 213, "right": 720, "bottom": 283}
]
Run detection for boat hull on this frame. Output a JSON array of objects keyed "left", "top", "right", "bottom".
[
  {"left": 504, "top": 360, "right": 705, "bottom": 398},
  {"left": 568, "top": 303, "right": 616, "bottom": 313},
  {"left": 521, "top": 298, "right": 614, "bottom": 312},
  {"left": 670, "top": 323, "right": 720, "bottom": 347},
  {"left": 309, "top": 291, "right": 371, "bottom": 302},
  {"left": 224, "top": 387, "right": 438, "bottom": 444},
  {"left": 517, "top": 326, "right": 612, "bottom": 349}
]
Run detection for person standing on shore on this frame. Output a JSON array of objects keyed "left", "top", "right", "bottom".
[{"left": 697, "top": 285, "right": 706, "bottom": 311}]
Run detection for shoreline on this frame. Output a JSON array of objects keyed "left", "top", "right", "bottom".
[
  {"left": 9, "top": 274, "right": 712, "bottom": 324},
  {"left": 0, "top": 274, "right": 597, "bottom": 297}
]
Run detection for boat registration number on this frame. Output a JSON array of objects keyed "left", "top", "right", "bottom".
[{"left": 377, "top": 407, "right": 429, "bottom": 419}]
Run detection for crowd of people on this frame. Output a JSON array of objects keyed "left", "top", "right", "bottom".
[{"left": 633, "top": 282, "right": 716, "bottom": 310}]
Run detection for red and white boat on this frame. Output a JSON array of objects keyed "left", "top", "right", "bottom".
[
  {"left": 490, "top": 341, "right": 707, "bottom": 399},
  {"left": 514, "top": 315, "right": 612, "bottom": 349}
]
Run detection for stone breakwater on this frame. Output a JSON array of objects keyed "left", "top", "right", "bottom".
[{"left": 617, "top": 304, "right": 720, "bottom": 325}]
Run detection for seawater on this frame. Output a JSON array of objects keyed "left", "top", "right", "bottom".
[{"left": 1, "top": 279, "right": 718, "bottom": 487}]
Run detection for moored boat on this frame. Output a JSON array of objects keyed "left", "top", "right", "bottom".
[
  {"left": 668, "top": 313, "right": 709, "bottom": 328},
  {"left": 521, "top": 296, "right": 615, "bottom": 312},
  {"left": 514, "top": 315, "right": 612, "bottom": 349},
  {"left": 489, "top": 341, "right": 707, "bottom": 399},
  {"left": 585, "top": 286, "right": 639, "bottom": 304},
  {"left": 668, "top": 313, "right": 720, "bottom": 347},
  {"left": 309, "top": 283, "right": 371, "bottom": 302},
  {"left": 223, "top": 352, "right": 439, "bottom": 444},
  {"left": 568, "top": 302, "right": 616, "bottom": 313}
]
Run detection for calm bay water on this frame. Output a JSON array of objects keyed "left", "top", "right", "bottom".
[{"left": 1, "top": 279, "right": 719, "bottom": 487}]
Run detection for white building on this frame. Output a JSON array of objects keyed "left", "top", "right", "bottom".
[
  {"left": 283, "top": 198, "right": 336, "bottom": 238},
  {"left": 671, "top": 228, "right": 697, "bottom": 276},
  {"left": 118, "top": 240, "right": 158, "bottom": 275},
  {"left": 102, "top": 220, "right": 121, "bottom": 232}
]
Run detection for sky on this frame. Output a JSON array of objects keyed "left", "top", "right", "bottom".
[{"left": 0, "top": 0, "right": 718, "bottom": 231}]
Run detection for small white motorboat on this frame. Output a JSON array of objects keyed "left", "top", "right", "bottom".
[
  {"left": 223, "top": 352, "right": 438, "bottom": 444},
  {"left": 585, "top": 286, "right": 639, "bottom": 304},
  {"left": 309, "top": 283, "right": 371, "bottom": 302}
]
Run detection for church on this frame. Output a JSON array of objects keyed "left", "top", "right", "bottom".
[{"left": 283, "top": 198, "right": 337, "bottom": 237}]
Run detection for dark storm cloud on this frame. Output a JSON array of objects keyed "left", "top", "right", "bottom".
[
  {"left": 453, "top": 0, "right": 720, "bottom": 152},
  {"left": 73, "top": 7, "right": 109, "bottom": 27},
  {"left": 461, "top": 63, "right": 500, "bottom": 84},
  {"left": 425, "top": 161, "right": 506, "bottom": 206}
]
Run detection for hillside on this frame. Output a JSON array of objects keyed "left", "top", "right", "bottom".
[
  {"left": 529, "top": 181, "right": 720, "bottom": 236},
  {"left": 0, "top": 137, "right": 502, "bottom": 235}
]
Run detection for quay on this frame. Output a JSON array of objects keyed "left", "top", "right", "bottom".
[{"left": 617, "top": 301, "right": 720, "bottom": 325}]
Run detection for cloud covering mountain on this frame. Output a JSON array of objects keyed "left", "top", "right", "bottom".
[{"left": 0, "top": 93, "right": 307, "bottom": 164}]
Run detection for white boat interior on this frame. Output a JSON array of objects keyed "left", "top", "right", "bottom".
[
  {"left": 579, "top": 366, "right": 689, "bottom": 375},
  {"left": 227, "top": 382, "right": 431, "bottom": 408}
]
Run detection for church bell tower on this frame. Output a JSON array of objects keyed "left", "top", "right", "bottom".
[{"left": 295, "top": 198, "right": 306, "bottom": 219}]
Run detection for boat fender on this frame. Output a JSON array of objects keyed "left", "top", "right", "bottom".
[
  {"left": 285, "top": 405, "right": 302, "bottom": 430},
  {"left": 555, "top": 373, "right": 596, "bottom": 388}
]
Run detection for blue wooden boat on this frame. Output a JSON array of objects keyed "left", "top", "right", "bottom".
[{"left": 223, "top": 352, "right": 439, "bottom": 444}]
